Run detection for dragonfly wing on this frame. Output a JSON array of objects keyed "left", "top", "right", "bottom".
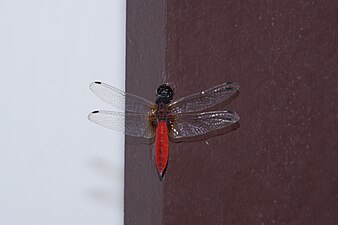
[
  {"left": 88, "top": 110, "right": 155, "bottom": 138},
  {"left": 169, "top": 82, "right": 239, "bottom": 113},
  {"left": 89, "top": 81, "right": 154, "bottom": 113},
  {"left": 169, "top": 111, "right": 240, "bottom": 140}
]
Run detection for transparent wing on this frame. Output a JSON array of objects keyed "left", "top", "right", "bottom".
[
  {"left": 169, "top": 82, "right": 239, "bottom": 113},
  {"left": 89, "top": 81, "right": 154, "bottom": 113},
  {"left": 88, "top": 110, "right": 155, "bottom": 138},
  {"left": 170, "top": 111, "right": 240, "bottom": 139}
]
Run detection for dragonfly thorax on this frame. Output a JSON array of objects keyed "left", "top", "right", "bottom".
[{"left": 155, "top": 103, "right": 170, "bottom": 121}]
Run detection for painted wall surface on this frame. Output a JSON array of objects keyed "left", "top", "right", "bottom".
[
  {"left": 0, "top": 1, "right": 125, "bottom": 225},
  {"left": 124, "top": 0, "right": 338, "bottom": 225}
]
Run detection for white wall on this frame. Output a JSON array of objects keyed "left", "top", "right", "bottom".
[{"left": 0, "top": 1, "right": 125, "bottom": 225}]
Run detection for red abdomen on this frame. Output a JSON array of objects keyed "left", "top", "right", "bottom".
[{"left": 155, "top": 121, "right": 169, "bottom": 178}]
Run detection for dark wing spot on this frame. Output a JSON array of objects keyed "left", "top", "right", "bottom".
[{"left": 94, "top": 81, "right": 102, "bottom": 84}]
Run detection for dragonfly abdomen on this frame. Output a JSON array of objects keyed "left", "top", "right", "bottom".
[{"left": 155, "top": 121, "right": 169, "bottom": 179}]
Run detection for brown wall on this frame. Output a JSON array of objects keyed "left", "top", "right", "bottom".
[{"left": 125, "top": 0, "right": 338, "bottom": 224}]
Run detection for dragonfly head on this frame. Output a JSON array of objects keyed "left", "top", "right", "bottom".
[{"left": 156, "top": 84, "right": 173, "bottom": 101}]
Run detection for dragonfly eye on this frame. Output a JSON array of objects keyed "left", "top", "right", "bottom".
[{"left": 156, "top": 84, "right": 173, "bottom": 100}]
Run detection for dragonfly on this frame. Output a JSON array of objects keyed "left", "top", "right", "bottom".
[{"left": 88, "top": 81, "right": 240, "bottom": 179}]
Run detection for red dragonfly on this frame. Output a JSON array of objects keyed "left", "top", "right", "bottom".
[{"left": 88, "top": 81, "right": 240, "bottom": 179}]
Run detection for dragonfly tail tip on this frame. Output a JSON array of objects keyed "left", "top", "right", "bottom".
[{"left": 158, "top": 171, "right": 165, "bottom": 181}]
